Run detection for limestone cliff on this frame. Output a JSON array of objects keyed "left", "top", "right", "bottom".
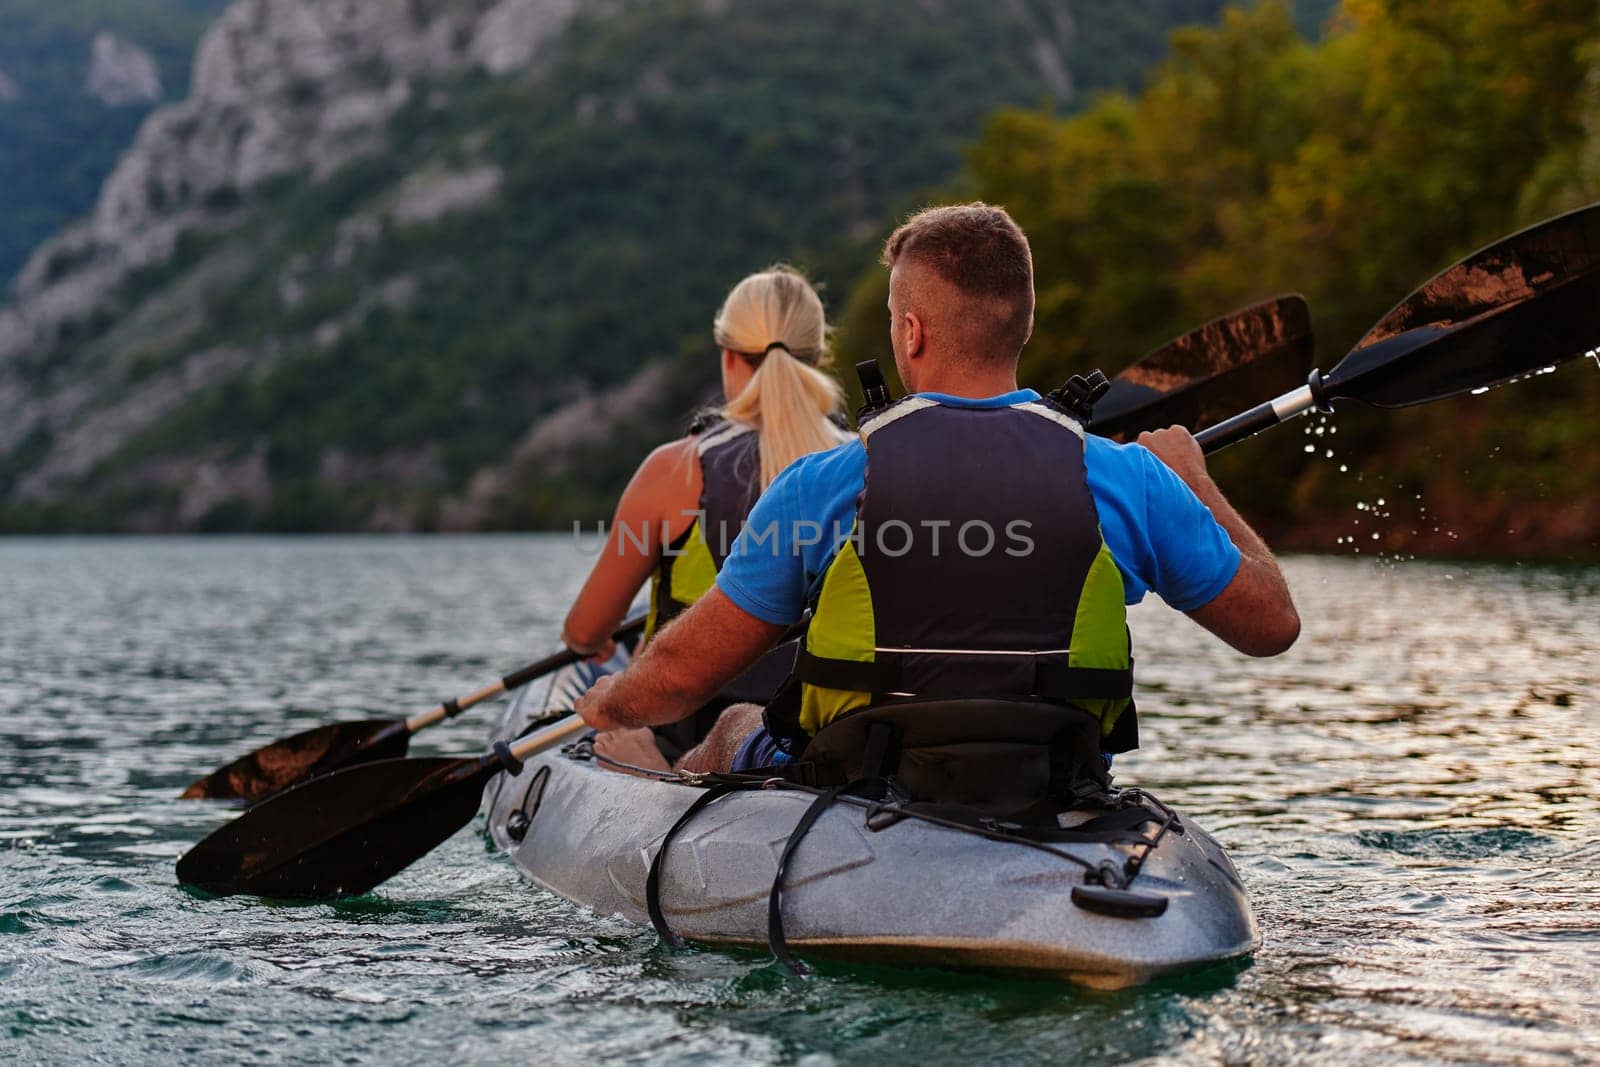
[
  {"left": 86, "top": 33, "right": 164, "bottom": 107},
  {"left": 2, "top": 0, "right": 580, "bottom": 369},
  {"left": 0, "top": 0, "right": 1220, "bottom": 532}
]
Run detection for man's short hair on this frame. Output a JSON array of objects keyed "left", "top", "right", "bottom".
[{"left": 883, "top": 202, "right": 1035, "bottom": 360}]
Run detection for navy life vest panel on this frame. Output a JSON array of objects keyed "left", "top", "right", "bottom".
[
  {"left": 766, "top": 395, "right": 1135, "bottom": 751},
  {"left": 645, "top": 418, "right": 759, "bottom": 640},
  {"left": 644, "top": 416, "right": 794, "bottom": 710}
]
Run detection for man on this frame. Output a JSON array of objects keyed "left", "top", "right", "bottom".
[{"left": 580, "top": 202, "right": 1298, "bottom": 775}]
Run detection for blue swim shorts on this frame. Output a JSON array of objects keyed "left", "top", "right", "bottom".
[{"left": 730, "top": 727, "right": 795, "bottom": 772}]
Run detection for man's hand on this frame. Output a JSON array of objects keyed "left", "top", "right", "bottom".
[
  {"left": 1137, "top": 426, "right": 1210, "bottom": 492},
  {"left": 575, "top": 673, "right": 622, "bottom": 731},
  {"left": 572, "top": 589, "right": 787, "bottom": 731}
]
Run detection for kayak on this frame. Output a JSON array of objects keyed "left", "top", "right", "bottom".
[{"left": 483, "top": 664, "right": 1258, "bottom": 988}]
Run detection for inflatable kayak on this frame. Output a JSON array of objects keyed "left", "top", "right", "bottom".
[{"left": 483, "top": 664, "right": 1258, "bottom": 988}]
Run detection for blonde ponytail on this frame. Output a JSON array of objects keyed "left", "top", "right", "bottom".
[{"left": 714, "top": 265, "right": 850, "bottom": 488}]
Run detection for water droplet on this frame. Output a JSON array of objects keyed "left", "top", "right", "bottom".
[
  {"left": 1338, "top": 464, "right": 1348, "bottom": 473},
  {"left": 1376, "top": 497, "right": 1385, "bottom": 506},
  {"left": 1304, "top": 444, "right": 1315, "bottom": 453},
  {"left": 1371, "top": 532, "right": 1380, "bottom": 540},
  {"left": 1324, "top": 449, "right": 1334, "bottom": 459}
]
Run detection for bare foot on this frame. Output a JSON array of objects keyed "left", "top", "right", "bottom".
[{"left": 592, "top": 727, "right": 671, "bottom": 777}]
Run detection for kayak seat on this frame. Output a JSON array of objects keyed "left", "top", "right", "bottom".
[{"left": 795, "top": 698, "right": 1113, "bottom": 822}]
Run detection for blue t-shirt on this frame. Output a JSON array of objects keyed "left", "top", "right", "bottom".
[{"left": 716, "top": 389, "right": 1241, "bottom": 625}]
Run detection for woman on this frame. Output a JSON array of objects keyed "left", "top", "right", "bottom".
[{"left": 559, "top": 266, "right": 850, "bottom": 762}]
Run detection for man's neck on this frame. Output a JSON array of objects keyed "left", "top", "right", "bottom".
[{"left": 910, "top": 365, "right": 1020, "bottom": 400}]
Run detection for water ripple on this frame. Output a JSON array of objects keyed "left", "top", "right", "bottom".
[{"left": 1, "top": 539, "right": 1596, "bottom": 1063}]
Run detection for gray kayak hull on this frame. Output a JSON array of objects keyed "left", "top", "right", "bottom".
[{"left": 484, "top": 670, "right": 1258, "bottom": 987}]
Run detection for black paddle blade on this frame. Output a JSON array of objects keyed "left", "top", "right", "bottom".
[
  {"left": 1089, "top": 294, "right": 1313, "bottom": 437},
  {"left": 180, "top": 718, "right": 411, "bottom": 802},
  {"left": 1325, "top": 202, "right": 1600, "bottom": 407},
  {"left": 176, "top": 754, "right": 495, "bottom": 899}
]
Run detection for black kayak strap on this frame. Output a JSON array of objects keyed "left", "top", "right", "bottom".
[
  {"left": 795, "top": 648, "right": 1134, "bottom": 701},
  {"left": 767, "top": 782, "right": 864, "bottom": 976},
  {"left": 646, "top": 774, "right": 872, "bottom": 975},
  {"left": 645, "top": 781, "right": 744, "bottom": 948}
]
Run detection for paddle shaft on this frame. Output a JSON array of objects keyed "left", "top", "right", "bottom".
[
  {"left": 508, "top": 714, "right": 593, "bottom": 763},
  {"left": 1194, "top": 378, "right": 1325, "bottom": 454},
  {"left": 492, "top": 614, "right": 812, "bottom": 762},
  {"left": 404, "top": 613, "right": 647, "bottom": 734}
]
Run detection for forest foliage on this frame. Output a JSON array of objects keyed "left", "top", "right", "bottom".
[{"left": 834, "top": 0, "right": 1600, "bottom": 557}]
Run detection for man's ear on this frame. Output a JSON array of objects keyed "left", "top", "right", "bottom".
[{"left": 904, "top": 310, "right": 925, "bottom": 360}]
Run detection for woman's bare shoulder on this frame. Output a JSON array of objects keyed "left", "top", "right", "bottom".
[
  {"left": 641, "top": 435, "right": 699, "bottom": 472},
  {"left": 619, "top": 436, "right": 700, "bottom": 512}
]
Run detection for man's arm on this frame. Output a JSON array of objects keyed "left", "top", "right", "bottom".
[
  {"left": 576, "top": 588, "right": 787, "bottom": 730},
  {"left": 1137, "top": 427, "right": 1300, "bottom": 657}
]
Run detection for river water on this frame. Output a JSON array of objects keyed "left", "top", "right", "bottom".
[{"left": 1, "top": 537, "right": 1596, "bottom": 1064}]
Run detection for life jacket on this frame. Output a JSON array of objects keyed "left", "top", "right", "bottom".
[
  {"left": 644, "top": 415, "right": 760, "bottom": 643},
  {"left": 643, "top": 416, "right": 793, "bottom": 748},
  {"left": 763, "top": 387, "right": 1137, "bottom": 765}
]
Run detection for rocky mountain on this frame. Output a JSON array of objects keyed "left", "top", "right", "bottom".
[
  {"left": 84, "top": 32, "right": 165, "bottom": 107},
  {"left": 0, "top": 0, "right": 1234, "bottom": 532},
  {"left": 0, "top": 1, "right": 233, "bottom": 285}
]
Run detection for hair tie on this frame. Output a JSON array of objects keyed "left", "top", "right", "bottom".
[{"left": 764, "top": 341, "right": 790, "bottom": 356}]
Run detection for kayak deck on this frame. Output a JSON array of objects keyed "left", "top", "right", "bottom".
[{"left": 484, "top": 676, "right": 1258, "bottom": 987}]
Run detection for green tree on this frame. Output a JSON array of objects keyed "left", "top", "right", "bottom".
[{"left": 836, "top": 0, "right": 1600, "bottom": 557}]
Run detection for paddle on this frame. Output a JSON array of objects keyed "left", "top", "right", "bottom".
[
  {"left": 179, "top": 614, "right": 647, "bottom": 803},
  {"left": 178, "top": 614, "right": 814, "bottom": 899},
  {"left": 1195, "top": 203, "right": 1600, "bottom": 453},
  {"left": 1089, "top": 295, "right": 1315, "bottom": 438},
  {"left": 177, "top": 716, "right": 590, "bottom": 899}
]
